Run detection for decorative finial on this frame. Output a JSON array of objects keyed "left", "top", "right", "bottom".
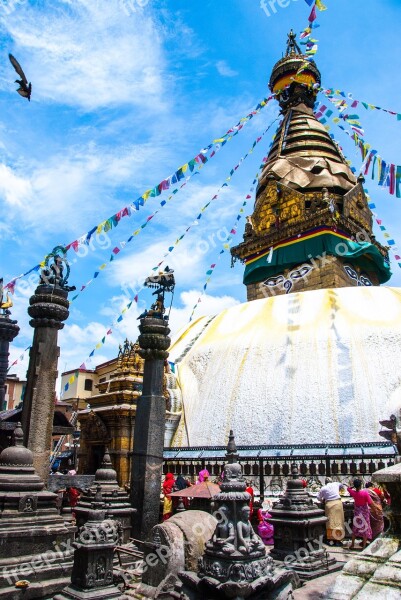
[
  {"left": 101, "top": 447, "right": 112, "bottom": 468},
  {"left": 226, "top": 430, "right": 239, "bottom": 464},
  {"left": 39, "top": 246, "right": 76, "bottom": 292},
  {"left": 286, "top": 29, "right": 301, "bottom": 56},
  {"left": 291, "top": 464, "right": 299, "bottom": 479},
  {"left": 13, "top": 422, "right": 24, "bottom": 447},
  {"left": 139, "top": 266, "right": 176, "bottom": 322}
]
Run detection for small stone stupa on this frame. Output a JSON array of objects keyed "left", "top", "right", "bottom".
[
  {"left": 54, "top": 488, "right": 127, "bottom": 600},
  {"left": 172, "top": 431, "right": 299, "bottom": 599},
  {"left": 268, "top": 465, "right": 338, "bottom": 580},
  {"left": 0, "top": 423, "right": 76, "bottom": 599},
  {"left": 75, "top": 448, "right": 135, "bottom": 543}
]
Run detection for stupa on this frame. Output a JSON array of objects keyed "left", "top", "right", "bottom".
[
  {"left": 167, "top": 33, "right": 400, "bottom": 448},
  {"left": 0, "top": 423, "right": 76, "bottom": 599},
  {"left": 74, "top": 448, "right": 135, "bottom": 543}
]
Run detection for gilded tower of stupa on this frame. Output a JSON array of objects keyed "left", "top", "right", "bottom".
[{"left": 231, "top": 31, "right": 390, "bottom": 300}]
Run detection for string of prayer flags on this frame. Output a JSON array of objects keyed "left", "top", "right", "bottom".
[
  {"left": 4, "top": 95, "right": 273, "bottom": 294},
  {"left": 325, "top": 88, "right": 401, "bottom": 121},
  {"left": 188, "top": 124, "right": 280, "bottom": 322},
  {"left": 148, "top": 118, "right": 280, "bottom": 274},
  {"left": 7, "top": 345, "right": 31, "bottom": 372},
  {"left": 68, "top": 115, "right": 279, "bottom": 306},
  {"left": 63, "top": 116, "right": 281, "bottom": 381},
  {"left": 366, "top": 193, "right": 401, "bottom": 270},
  {"left": 60, "top": 295, "right": 140, "bottom": 397},
  {"left": 321, "top": 93, "right": 401, "bottom": 198},
  {"left": 299, "top": 0, "right": 328, "bottom": 66}
]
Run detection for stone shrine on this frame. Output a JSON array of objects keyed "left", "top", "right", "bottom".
[
  {"left": 75, "top": 448, "right": 135, "bottom": 544},
  {"left": 76, "top": 339, "right": 182, "bottom": 487},
  {"left": 54, "top": 488, "right": 127, "bottom": 599},
  {"left": 0, "top": 423, "right": 76, "bottom": 599},
  {"left": 172, "top": 431, "right": 299, "bottom": 599},
  {"left": 268, "top": 465, "right": 338, "bottom": 580}
]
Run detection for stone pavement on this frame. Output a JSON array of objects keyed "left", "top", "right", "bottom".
[{"left": 291, "top": 544, "right": 358, "bottom": 599}]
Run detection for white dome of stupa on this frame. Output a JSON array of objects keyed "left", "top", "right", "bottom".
[{"left": 169, "top": 287, "right": 401, "bottom": 447}]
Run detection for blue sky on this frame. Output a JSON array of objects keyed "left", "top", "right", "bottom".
[{"left": 1, "top": 0, "right": 401, "bottom": 385}]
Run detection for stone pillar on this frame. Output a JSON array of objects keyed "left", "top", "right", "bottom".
[
  {"left": 22, "top": 284, "right": 69, "bottom": 481},
  {"left": 131, "top": 316, "right": 170, "bottom": 541},
  {"left": 0, "top": 314, "right": 19, "bottom": 410}
]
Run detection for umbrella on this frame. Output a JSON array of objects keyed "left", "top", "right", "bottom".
[{"left": 169, "top": 481, "right": 220, "bottom": 499}]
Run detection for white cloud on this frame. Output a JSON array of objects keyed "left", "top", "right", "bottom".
[
  {"left": 216, "top": 60, "right": 238, "bottom": 78},
  {"left": 1, "top": 0, "right": 167, "bottom": 111},
  {"left": 0, "top": 163, "right": 32, "bottom": 206}
]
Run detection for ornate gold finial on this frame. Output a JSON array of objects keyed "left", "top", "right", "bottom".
[{"left": 286, "top": 29, "right": 301, "bottom": 56}]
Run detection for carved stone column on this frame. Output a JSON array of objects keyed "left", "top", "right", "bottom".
[
  {"left": 22, "top": 284, "right": 69, "bottom": 481},
  {"left": 0, "top": 313, "right": 19, "bottom": 410},
  {"left": 131, "top": 316, "right": 170, "bottom": 541}
]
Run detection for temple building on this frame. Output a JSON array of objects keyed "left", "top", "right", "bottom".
[
  {"left": 167, "top": 33, "right": 401, "bottom": 448},
  {"left": 62, "top": 339, "right": 182, "bottom": 486}
]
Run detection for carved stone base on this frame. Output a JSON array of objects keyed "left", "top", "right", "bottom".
[
  {"left": 200, "top": 553, "right": 273, "bottom": 583},
  {"left": 172, "top": 566, "right": 298, "bottom": 600},
  {"left": 275, "top": 548, "right": 340, "bottom": 582}
]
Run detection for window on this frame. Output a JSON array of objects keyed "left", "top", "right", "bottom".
[
  {"left": 99, "top": 377, "right": 106, "bottom": 383},
  {"left": 84, "top": 379, "right": 93, "bottom": 392}
]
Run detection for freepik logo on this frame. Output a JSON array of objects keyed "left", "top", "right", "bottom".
[{"left": 260, "top": 0, "right": 299, "bottom": 18}]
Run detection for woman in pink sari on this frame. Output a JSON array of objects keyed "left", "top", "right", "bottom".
[
  {"left": 196, "top": 469, "right": 210, "bottom": 484},
  {"left": 348, "top": 479, "right": 372, "bottom": 550},
  {"left": 365, "top": 482, "right": 384, "bottom": 539}
]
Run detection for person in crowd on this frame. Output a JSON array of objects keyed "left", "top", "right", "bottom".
[
  {"left": 174, "top": 473, "right": 191, "bottom": 510},
  {"left": 162, "top": 472, "right": 176, "bottom": 521},
  {"left": 245, "top": 481, "right": 254, "bottom": 518},
  {"left": 318, "top": 477, "right": 346, "bottom": 546},
  {"left": 347, "top": 478, "right": 372, "bottom": 550},
  {"left": 365, "top": 482, "right": 385, "bottom": 539},
  {"left": 196, "top": 468, "right": 210, "bottom": 484},
  {"left": 253, "top": 500, "right": 274, "bottom": 546},
  {"left": 67, "top": 486, "right": 80, "bottom": 508}
]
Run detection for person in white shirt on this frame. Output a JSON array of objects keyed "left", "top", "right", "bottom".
[{"left": 318, "top": 477, "right": 345, "bottom": 546}]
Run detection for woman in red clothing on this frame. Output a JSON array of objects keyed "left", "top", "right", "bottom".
[
  {"left": 245, "top": 482, "right": 254, "bottom": 518},
  {"left": 348, "top": 479, "right": 372, "bottom": 550},
  {"left": 162, "top": 473, "right": 176, "bottom": 521}
]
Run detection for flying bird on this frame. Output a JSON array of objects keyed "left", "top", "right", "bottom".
[{"left": 8, "top": 53, "right": 31, "bottom": 101}]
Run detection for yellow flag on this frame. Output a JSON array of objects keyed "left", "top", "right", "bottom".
[{"left": 316, "top": 0, "right": 327, "bottom": 10}]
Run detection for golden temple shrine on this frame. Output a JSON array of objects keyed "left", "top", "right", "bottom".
[
  {"left": 231, "top": 31, "right": 390, "bottom": 300},
  {"left": 62, "top": 339, "right": 182, "bottom": 486}
]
